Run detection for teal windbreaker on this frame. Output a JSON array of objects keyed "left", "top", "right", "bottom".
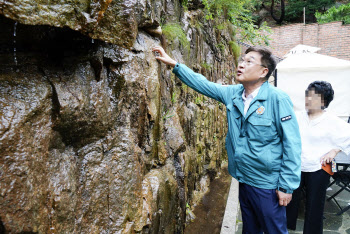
[{"left": 173, "top": 63, "right": 301, "bottom": 193}]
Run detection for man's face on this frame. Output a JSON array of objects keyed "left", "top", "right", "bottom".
[
  {"left": 236, "top": 51, "right": 268, "bottom": 84},
  {"left": 305, "top": 89, "right": 324, "bottom": 111}
]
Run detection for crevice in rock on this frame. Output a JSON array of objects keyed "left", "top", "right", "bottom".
[
  {"left": 0, "top": 218, "right": 6, "bottom": 234},
  {"left": 47, "top": 79, "right": 61, "bottom": 122},
  {"left": 173, "top": 152, "right": 186, "bottom": 232},
  {"left": 136, "top": 94, "right": 147, "bottom": 148},
  {"left": 107, "top": 178, "right": 111, "bottom": 232},
  {"left": 90, "top": 57, "right": 103, "bottom": 82},
  {"left": 39, "top": 67, "right": 61, "bottom": 123},
  {"left": 104, "top": 60, "right": 126, "bottom": 101}
]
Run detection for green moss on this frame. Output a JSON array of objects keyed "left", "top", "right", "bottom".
[
  {"left": 200, "top": 62, "right": 212, "bottom": 70},
  {"left": 216, "top": 23, "right": 225, "bottom": 30},
  {"left": 181, "top": 83, "right": 188, "bottom": 91},
  {"left": 189, "top": 16, "right": 203, "bottom": 32},
  {"left": 171, "top": 90, "right": 178, "bottom": 104},
  {"left": 162, "top": 23, "right": 190, "bottom": 53},
  {"left": 216, "top": 43, "right": 225, "bottom": 53},
  {"left": 195, "top": 96, "right": 202, "bottom": 105},
  {"left": 229, "top": 41, "right": 241, "bottom": 65},
  {"left": 181, "top": 0, "right": 189, "bottom": 11}
]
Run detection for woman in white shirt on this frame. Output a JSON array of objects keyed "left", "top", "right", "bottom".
[{"left": 286, "top": 81, "right": 350, "bottom": 234}]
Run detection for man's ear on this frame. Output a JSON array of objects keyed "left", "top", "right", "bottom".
[{"left": 260, "top": 67, "right": 269, "bottom": 78}]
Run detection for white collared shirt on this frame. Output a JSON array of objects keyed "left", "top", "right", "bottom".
[
  {"left": 296, "top": 110, "right": 350, "bottom": 172},
  {"left": 242, "top": 86, "right": 261, "bottom": 115}
]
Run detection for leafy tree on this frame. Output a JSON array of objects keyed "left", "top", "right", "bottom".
[
  {"left": 315, "top": 3, "right": 350, "bottom": 24},
  {"left": 270, "top": 0, "right": 285, "bottom": 24},
  {"left": 262, "top": 0, "right": 285, "bottom": 24},
  {"left": 259, "top": 0, "right": 337, "bottom": 24},
  {"left": 284, "top": 0, "right": 336, "bottom": 23},
  {"left": 202, "top": 0, "right": 271, "bottom": 45}
]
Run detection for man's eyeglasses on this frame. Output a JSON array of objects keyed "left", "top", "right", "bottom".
[{"left": 238, "top": 57, "right": 266, "bottom": 68}]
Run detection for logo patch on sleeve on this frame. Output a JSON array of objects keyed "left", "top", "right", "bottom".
[{"left": 281, "top": 115, "right": 292, "bottom": 122}]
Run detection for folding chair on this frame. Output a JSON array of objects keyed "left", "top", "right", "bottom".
[{"left": 327, "top": 163, "right": 350, "bottom": 215}]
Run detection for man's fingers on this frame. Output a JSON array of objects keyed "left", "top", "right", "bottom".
[
  {"left": 279, "top": 199, "right": 289, "bottom": 206},
  {"left": 279, "top": 200, "right": 283, "bottom": 206},
  {"left": 155, "top": 56, "right": 166, "bottom": 62},
  {"left": 152, "top": 46, "right": 165, "bottom": 55},
  {"left": 155, "top": 56, "right": 166, "bottom": 63},
  {"left": 152, "top": 46, "right": 162, "bottom": 51},
  {"left": 152, "top": 46, "right": 177, "bottom": 67}
]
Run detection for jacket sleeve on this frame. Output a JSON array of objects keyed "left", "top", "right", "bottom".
[
  {"left": 172, "top": 63, "right": 231, "bottom": 105},
  {"left": 276, "top": 97, "right": 302, "bottom": 194}
]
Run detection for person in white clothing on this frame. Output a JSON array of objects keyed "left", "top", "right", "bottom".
[{"left": 286, "top": 81, "right": 350, "bottom": 234}]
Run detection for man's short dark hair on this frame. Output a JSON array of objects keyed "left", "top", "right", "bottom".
[
  {"left": 245, "top": 46, "right": 276, "bottom": 79},
  {"left": 306, "top": 81, "right": 334, "bottom": 109}
]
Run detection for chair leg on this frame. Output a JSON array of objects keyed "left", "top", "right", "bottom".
[
  {"left": 329, "top": 181, "right": 350, "bottom": 215},
  {"left": 332, "top": 197, "right": 343, "bottom": 212},
  {"left": 328, "top": 180, "right": 336, "bottom": 188},
  {"left": 327, "top": 186, "right": 346, "bottom": 201},
  {"left": 337, "top": 205, "right": 350, "bottom": 216}
]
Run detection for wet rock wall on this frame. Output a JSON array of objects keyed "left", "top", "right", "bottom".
[{"left": 0, "top": 1, "right": 236, "bottom": 233}]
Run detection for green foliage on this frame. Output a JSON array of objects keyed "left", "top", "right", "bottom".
[
  {"left": 181, "top": 83, "right": 188, "bottom": 91},
  {"left": 316, "top": 3, "right": 350, "bottom": 24},
  {"left": 181, "top": 0, "right": 189, "bottom": 10},
  {"left": 217, "top": 43, "right": 225, "bottom": 52},
  {"left": 201, "top": 0, "right": 271, "bottom": 45},
  {"left": 162, "top": 23, "right": 190, "bottom": 53},
  {"left": 284, "top": 0, "right": 336, "bottom": 22},
  {"left": 216, "top": 23, "right": 226, "bottom": 30},
  {"left": 200, "top": 62, "right": 212, "bottom": 70},
  {"left": 195, "top": 96, "right": 202, "bottom": 105},
  {"left": 163, "top": 109, "right": 175, "bottom": 120},
  {"left": 171, "top": 91, "right": 178, "bottom": 104},
  {"left": 229, "top": 41, "right": 241, "bottom": 64}
]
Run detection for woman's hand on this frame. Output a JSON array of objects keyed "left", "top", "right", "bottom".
[
  {"left": 320, "top": 149, "right": 341, "bottom": 166},
  {"left": 152, "top": 46, "right": 177, "bottom": 67}
]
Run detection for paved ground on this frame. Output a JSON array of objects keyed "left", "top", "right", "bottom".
[
  {"left": 234, "top": 178, "right": 350, "bottom": 233},
  {"left": 221, "top": 178, "right": 239, "bottom": 234}
]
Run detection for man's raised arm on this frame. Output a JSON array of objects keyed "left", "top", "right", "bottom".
[{"left": 152, "top": 46, "right": 234, "bottom": 104}]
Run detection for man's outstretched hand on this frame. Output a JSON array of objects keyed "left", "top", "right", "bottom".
[{"left": 152, "top": 46, "right": 178, "bottom": 67}]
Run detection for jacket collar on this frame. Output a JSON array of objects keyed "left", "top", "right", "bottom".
[
  {"left": 231, "top": 81, "right": 270, "bottom": 118},
  {"left": 232, "top": 81, "right": 269, "bottom": 102}
]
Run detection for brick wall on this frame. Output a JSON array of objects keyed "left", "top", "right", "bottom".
[{"left": 268, "top": 22, "right": 350, "bottom": 61}]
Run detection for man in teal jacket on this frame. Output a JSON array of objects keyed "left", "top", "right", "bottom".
[{"left": 152, "top": 45, "right": 301, "bottom": 233}]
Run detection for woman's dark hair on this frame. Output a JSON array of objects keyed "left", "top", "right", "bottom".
[
  {"left": 245, "top": 46, "right": 276, "bottom": 79},
  {"left": 306, "top": 81, "right": 334, "bottom": 109}
]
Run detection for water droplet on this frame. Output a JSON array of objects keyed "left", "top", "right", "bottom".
[
  {"left": 13, "top": 22, "right": 18, "bottom": 66},
  {"left": 13, "top": 22, "right": 17, "bottom": 36}
]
